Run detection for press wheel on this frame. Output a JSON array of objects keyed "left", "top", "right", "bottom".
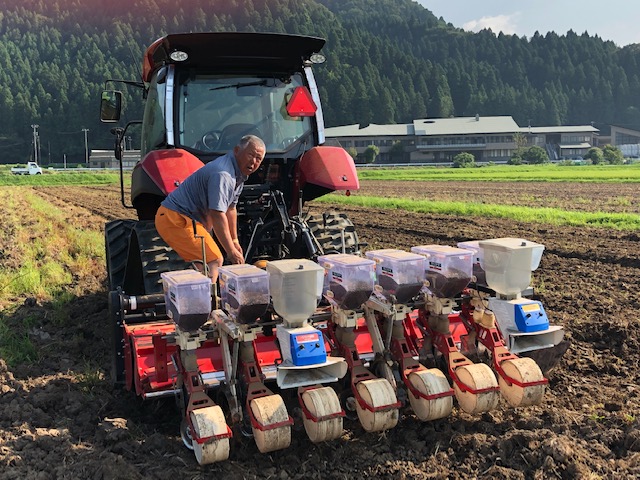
[
  {"left": 356, "top": 378, "right": 399, "bottom": 432},
  {"left": 302, "top": 387, "right": 343, "bottom": 443},
  {"left": 499, "top": 357, "right": 546, "bottom": 407},
  {"left": 453, "top": 363, "right": 500, "bottom": 414},
  {"left": 407, "top": 368, "right": 453, "bottom": 421},
  {"left": 250, "top": 394, "right": 291, "bottom": 453},
  {"left": 189, "top": 406, "right": 230, "bottom": 465}
]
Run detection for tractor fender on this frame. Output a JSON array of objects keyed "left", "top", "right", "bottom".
[
  {"left": 297, "top": 146, "right": 359, "bottom": 191},
  {"left": 140, "top": 148, "right": 205, "bottom": 196}
]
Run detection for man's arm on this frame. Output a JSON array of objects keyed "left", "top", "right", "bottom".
[
  {"left": 226, "top": 206, "right": 243, "bottom": 256},
  {"left": 209, "top": 210, "right": 243, "bottom": 263},
  {"left": 226, "top": 206, "right": 238, "bottom": 243}
]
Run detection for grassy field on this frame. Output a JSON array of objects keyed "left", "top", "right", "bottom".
[
  {"left": 315, "top": 194, "right": 640, "bottom": 230},
  {"left": 357, "top": 163, "right": 640, "bottom": 182},
  {"left": 3, "top": 162, "right": 639, "bottom": 184},
  {"left": 0, "top": 187, "right": 104, "bottom": 364},
  {"left": 316, "top": 164, "right": 640, "bottom": 230},
  {"left": 2, "top": 162, "right": 639, "bottom": 229},
  {"left": 0, "top": 171, "right": 122, "bottom": 186}
]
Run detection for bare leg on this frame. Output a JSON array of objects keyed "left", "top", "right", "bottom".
[
  {"left": 207, "top": 257, "right": 223, "bottom": 284},
  {"left": 191, "top": 257, "right": 223, "bottom": 283}
]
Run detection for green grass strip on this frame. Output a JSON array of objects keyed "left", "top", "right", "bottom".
[
  {"left": 0, "top": 172, "right": 121, "bottom": 186},
  {"left": 0, "top": 316, "right": 38, "bottom": 364},
  {"left": 315, "top": 194, "right": 640, "bottom": 230},
  {"left": 357, "top": 163, "right": 640, "bottom": 182}
]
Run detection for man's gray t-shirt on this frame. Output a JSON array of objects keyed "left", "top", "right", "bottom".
[{"left": 161, "top": 151, "right": 247, "bottom": 226}]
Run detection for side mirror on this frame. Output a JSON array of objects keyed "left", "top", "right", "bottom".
[{"left": 100, "top": 90, "right": 122, "bottom": 122}]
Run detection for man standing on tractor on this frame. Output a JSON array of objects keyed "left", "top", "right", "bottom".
[{"left": 155, "top": 135, "right": 266, "bottom": 283}]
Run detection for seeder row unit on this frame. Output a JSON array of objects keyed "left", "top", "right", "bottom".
[{"left": 112, "top": 237, "right": 566, "bottom": 465}]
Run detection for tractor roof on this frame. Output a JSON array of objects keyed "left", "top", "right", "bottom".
[{"left": 142, "top": 32, "right": 326, "bottom": 83}]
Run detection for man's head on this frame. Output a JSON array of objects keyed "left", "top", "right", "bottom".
[{"left": 234, "top": 135, "right": 266, "bottom": 176}]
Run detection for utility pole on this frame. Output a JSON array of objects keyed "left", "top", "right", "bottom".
[
  {"left": 31, "top": 124, "right": 39, "bottom": 164},
  {"left": 82, "top": 128, "right": 89, "bottom": 165}
]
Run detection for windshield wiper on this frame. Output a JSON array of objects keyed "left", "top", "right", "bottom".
[{"left": 209, "top": 80, "right": 268, "bottom": 91}]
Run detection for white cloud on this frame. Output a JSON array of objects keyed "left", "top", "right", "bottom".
[{"left": 462, "top": 13, "right": 520, "bottom": 35}]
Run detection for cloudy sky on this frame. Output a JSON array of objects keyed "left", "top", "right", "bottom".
[{"left": 416, "top": 0, "right": 640, "bottom": 47}]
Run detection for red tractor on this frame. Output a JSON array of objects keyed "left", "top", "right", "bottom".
[
  {"left": 100, "top": 32, "right": 564, "bottom": 465},
  {"left": 101, "top": 32, "right": 366, "bottom": 463}
]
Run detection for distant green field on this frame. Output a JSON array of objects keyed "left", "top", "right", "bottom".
[
  {"left": 1, "top": 163, "right": 638, "bottom": 229},
  {"left": 2, "top": 163, "right": 638, "bottom": 185},
  {"left": 0, "top": 169, "right": 122, "bottom": 186},
  {"left": 315, "top": 194, "right": 640, "bottom": 230},
  {"left": 357, "top": 163, "right": 640, "bottom": 182}
]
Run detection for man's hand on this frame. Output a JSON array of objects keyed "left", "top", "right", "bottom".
[
  {"left": 229, "top": 246, "right": 244, "bottom": 264},
  {"left": 229, "top": 239, "right": 244, "bottom": 264},
  {"left": 210, "top": 210, "right": 245, "bottom": 263}
]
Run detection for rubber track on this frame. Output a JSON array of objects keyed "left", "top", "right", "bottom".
[
  {"left": 105, "top": 219, "right": 136, "bottom": 291},
  {"left": 131, "top": 220, "right": 190, "bottom": 295},
  {"left": 304, "top": 210, "right": 360, "bottom": 255}
]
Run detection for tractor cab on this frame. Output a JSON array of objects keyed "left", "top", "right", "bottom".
[{"left": 101, "top": 33, "right": 360, "bottom": 293}]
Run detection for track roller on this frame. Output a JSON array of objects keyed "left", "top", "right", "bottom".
[
  {"left": 356, "top": 378, "right": 399, "bottom": 432},
  {"left": 301, "top": 387, "right": 344, "bottom": 443},
  {"left": 498, "top": 357, "right": 546, "bottom": 407},
  {"left": 189, "top": 406, "right": 230, "bottom": 465},
  {"left": 407, "top": 368, "right": 454, "bottom": 421},
  {"left": 250, "top": 394, "right": 291, "bottom": 453},
  {"left": 453, "top": 363, "right": 500, "bottom": 414}
]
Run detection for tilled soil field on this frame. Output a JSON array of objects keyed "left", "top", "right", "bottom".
[{"left": 1, "top": 181, "right": 640, "bottom": 480}]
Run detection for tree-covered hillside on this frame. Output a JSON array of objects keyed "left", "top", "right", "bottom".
[{"left": 0, "top": 0, "right": 639, "bottom": 163}]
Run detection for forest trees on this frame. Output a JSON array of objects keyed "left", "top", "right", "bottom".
[{"left": 0, "top": 0, "right": 638, "bottom": 163}]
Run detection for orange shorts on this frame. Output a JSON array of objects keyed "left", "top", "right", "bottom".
[{"left": 155, "top": 205, "right": 222, "bottom": 264}]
